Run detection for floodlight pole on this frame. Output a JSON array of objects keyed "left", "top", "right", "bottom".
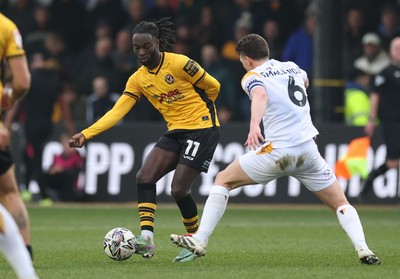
[{"left": 312, "top": 0, "right": 344, "bottom": 125}]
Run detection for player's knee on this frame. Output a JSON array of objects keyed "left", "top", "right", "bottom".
[
  {"left": 170, "top": 187, "right": 189, "bottom": 201},
  {"left": 136, "top": 169, "right": 154, "bottom": 184},
  {"left": 214, "top": 171, "right": 232, "bottom": 188},
  {"left": 0, "top": 169, "right": 19, "bottom": 196}
]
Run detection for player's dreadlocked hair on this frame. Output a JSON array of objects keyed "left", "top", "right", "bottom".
[
  {"left": 133, "top": 17, "right": 176, "bottom": 52},
  {"left": 236, "top": 34, "right": 269, "bottom": 60}
]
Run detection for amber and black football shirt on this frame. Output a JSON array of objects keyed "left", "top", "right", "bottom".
[
  {"left": 82, "top": 52, "right": 220, "bottom": 139},
  {"left": 0, "top": 13, "right": 25, "bottom": 113}
]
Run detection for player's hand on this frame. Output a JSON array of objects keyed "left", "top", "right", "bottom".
[
  {"left": 69, "top": 133, "right": 86, "bottom": 148},
  {"left": 0, "top": 127, "right": 10, "bottom": 150},
  {"left": 245, "top": 124, "right": 265, "bottom": 151}
]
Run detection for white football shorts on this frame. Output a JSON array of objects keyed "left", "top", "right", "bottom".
[{"left": 239, "top": 139, "right": 336, "bottom": 192}]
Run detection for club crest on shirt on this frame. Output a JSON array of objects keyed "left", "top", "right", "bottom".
[{"left": 165, "top": 74, "right": 174, "bottom": 84}]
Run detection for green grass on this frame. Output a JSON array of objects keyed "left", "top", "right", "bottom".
[{"left": 1, "top": 204, "right": 399, "bottom": 279}]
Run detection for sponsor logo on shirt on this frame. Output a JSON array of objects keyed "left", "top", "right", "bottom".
[
  {"left": 183, "top": 60, "right": 199, "bottom": 77},
  {"left": 156, "top": 89, "right": 184, "bottom": 104}
]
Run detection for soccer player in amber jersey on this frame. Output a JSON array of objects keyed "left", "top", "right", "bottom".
[
  {"left": 0, "top": 13, "right": 38, "bottom": 278},
  {"left": 69, "top": 18, "right": 221, "bottom": 262},
  {"left": 170, "top": 34, "right": 381, "bottom": 265}
]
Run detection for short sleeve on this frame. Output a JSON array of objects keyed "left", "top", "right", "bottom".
[
  {"left": 5, "top": 24, "right": 25, "bottom": 58},
  {"left": 372, "top": 72, "right": 386, "bottom": 94},
  {"left": 241, "top": 72, "right": 265, "bottom": 99}
]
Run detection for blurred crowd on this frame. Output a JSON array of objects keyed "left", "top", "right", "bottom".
[{"left": 1, "top": 0, "right": 400, "bottom": 126}]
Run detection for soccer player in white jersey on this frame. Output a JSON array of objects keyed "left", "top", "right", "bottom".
[
  {"left": 170, "top": 34, "right": 381, "bottom": 265},
  {"left": 0, "top": 204, "right": 39, "bottom": 278}
]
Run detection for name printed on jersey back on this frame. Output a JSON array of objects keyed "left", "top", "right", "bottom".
[{"left": 260, "top": 67, "right": 301, "bottom": 78}]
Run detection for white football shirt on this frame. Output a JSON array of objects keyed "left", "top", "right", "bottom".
[{"left": 241, "top": 59, "right": 319, "bottom": 148}]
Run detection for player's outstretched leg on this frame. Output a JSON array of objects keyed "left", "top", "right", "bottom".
[
  {"left": 134, "top": 235, "right": 155, "bottom": 258},
  {"left": 170, "top": 234, "right": 206, "bottom": 256}
]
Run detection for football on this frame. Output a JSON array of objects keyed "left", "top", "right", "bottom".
[{"left": 103, "top": 227, "right": 136, "bottom": 261}]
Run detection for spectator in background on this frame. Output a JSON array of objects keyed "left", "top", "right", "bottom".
[
  {"left": 353, "top": 32, "right": 390, "bottom": 76},
  {"left": 343, "top": 6, "right": 369, "bottom": 78},
  {"left": 201, "top": 44, "right": 237, "bottom": 124},
  {"left": 192, "top": 5, "right": 225, "bottom": 50},
  {"left": 43, "top": 32, "right": 75, "bottom": 82},
  {"left": 221, "top": 12, "right": 251, "bottom": 120},
  {"left": 282, "top": 2, "right": 315, "bottom": 76},
  {"left": 147, "top": 0, "right": 177, "bottom": 22},
  {"left": 124, "top": 0, "right": 147, "bottom": 33},
  {"left": 113, "top": 28, "right": 140, "bottom": 88},
  {"left": 257, "top": 0, "right": 303, "bottom": 40},
  {"left": 76, "top": 36, "right": 119, "bottom": 96},
  {"left": 222, "top": 11, "right": 253, "bottom": 62},
  {"left": 49, "top": 0, "right": 87, "bottom": 54},
  {"left": 344, "top": 68, "right": 371, "bottom": 126},
  {"left": 86, "top": 76, "right": 119, "bottom": 124},
  {"left": 261, "top": 18, "right": 284, "bottom": 60},
  {"left": 376, "top": 4, "right": 400, "bottom": 51},
  {"left": 86, "top": 0, "right": 128, "bottom": 39},
  {"left": 19, "top": 52, "right": 76, "bottom": 206},
  {"left": 24, "top": 4, "right": 52, "bottom": 54},
  {"left": 43, "top": 133, "right": 84, "bottom": 202},
  {"left": 173, "top": 17, "right": 199, "bottom": 60},
  {"left": 76, "top": 19, "right": 113, "bottom": 68}
]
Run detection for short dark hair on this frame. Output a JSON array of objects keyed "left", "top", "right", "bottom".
[
  {"left": 133, "top": 17, "right": 176, "bottom": 52},
  {"left": 235, "top": 34, "right": 269, "bottom": 60}
]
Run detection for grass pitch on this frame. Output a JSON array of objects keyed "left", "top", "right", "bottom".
[{"left": 1, "top": 204, "right": 399, "bottom": 279}]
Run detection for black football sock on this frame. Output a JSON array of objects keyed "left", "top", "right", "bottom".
[
  {"left": 176, "top": 194, "right": 198, "bottom": 234},
  {"left": 137, "top": 183, "right": 157, "bottom": 233}
]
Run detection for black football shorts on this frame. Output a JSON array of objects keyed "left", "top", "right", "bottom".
[
  {"left": 0, "top": 149, "right": 13, "bottom": 175},
  {"left": 381, "top": 122, "right": 400, "bottom": 160},
  {"left": 156, "top": 126, "right": 220, "bottom": 173}
]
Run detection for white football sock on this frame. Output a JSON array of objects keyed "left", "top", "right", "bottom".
[
  {"left": 141, "top": 230, "right": 154, "bottom": 243},
  {"left": 194, "top": 185, "right": 229, "bottom": 246},
  {"left": 0, "top": 204, "right": 38, "bottom": 279},
  {"left": 336, "top": 204, "right": 369, "bottom": 252}
]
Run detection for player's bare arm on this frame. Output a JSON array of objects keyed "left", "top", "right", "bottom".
[
  {"left": 245, "top": 87, "right": 267, "bottom": 150},
  {"left": 2, "top": 56, "right": 30, "bottom": 110}
]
